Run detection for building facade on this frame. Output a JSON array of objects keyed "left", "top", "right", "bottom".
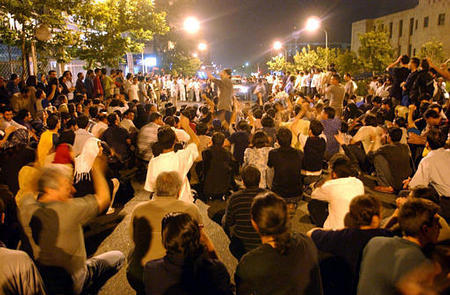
[{"left": 351, "top": 0, "right": 450, "bottom": 58}]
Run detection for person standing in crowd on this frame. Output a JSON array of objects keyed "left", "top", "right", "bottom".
[
  {"left": 343, "top": 73, "right": 356, "bottom": 98},
  {"left": 208, "top": 69, "right": 233, "bottom": 122},
  {"left": 325, "top": 74, "right": 345, "bottom": 117},
  {"left": 386, "top": 55, "right": 411, "bottom": 104},
  {"left": 235, "top": 192, "right": 323, "bottom": 295},
  {"left": 93, "top": 68, "right": 103, "bottom": 98}
]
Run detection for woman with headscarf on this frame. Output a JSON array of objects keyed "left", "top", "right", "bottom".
[{"left": 73, "top": 137, "right": 119, "bottom": 214}]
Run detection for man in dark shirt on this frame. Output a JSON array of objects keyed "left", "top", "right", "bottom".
[
  {"left": 228, "top": 120, "right": 250, "bottom": 165},
  {"left": 402, "top": 57, "right": 420, "bottom": 105},
  {"left": 223, "top": 165, "right": 266, "bottom": 259},
  {"left": 0, "top": 76, "right": 11, "bottom": 107},
  {"left": 101, "top": 113, "right": 132, "bottom": 164},
  {"left": 268, "top": 127, "right": 304, "bottom": 216},
  {"left": 308, "top": 194, "right": 393, "bottom": 295},
  {"left": 386, "top": 55, "right": 410, "bottom": 104},
  {"left": 371, "top": 127, "right": 413, "bottom": 193}
]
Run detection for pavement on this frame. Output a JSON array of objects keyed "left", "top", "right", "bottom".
[{"left": 85, "top": 179, "right": 396, "bottom": 295}]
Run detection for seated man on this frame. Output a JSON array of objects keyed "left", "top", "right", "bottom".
[
  {"left": 0, "top": 197, "right": 47, "bottom": 295},
  {"left": 370, "top": 127, "right": 413, "bottom": 193},
  {"left": 405, "top": 127, "right": 450, "bottom": 222},
  {"left": 223, "top": 165, "right": 266, "bottom": 259},
  {"left": 19, "top": 159, "right": 124, "bottom": 295},
  {"left": 127, "top": 171, "right": 202, "bottom": 295},
  {"left": 144, "top": 114, "right": 199, "bottom": 202},
  {"left": 357, "top": 198, "right": 440, "bottom": 295},
  {"left": 137, "top": 112, "right": 164, "bottom": 161},
  {"left": 307, "top": 194, "right": 392, "bottom": 295},
  {"left": 308, "top": 155, "right": 364, "bottom": 229}
]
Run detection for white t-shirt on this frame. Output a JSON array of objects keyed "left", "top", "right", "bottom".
[
  {"left": 311, "top": 177, "right": 365, "bottom": 230},
  {"left": 128, "top": 84, "right": 139, "bottom": 101},
  {"left": 144, "top": 143, "right": 199, "bottom": 202},
  {"left": 352, "top": 126, "right": 384, "bottom": 153}
]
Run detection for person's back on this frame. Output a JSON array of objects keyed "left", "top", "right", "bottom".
[
  {"left": 268, "top": 127, "right": 303, "bottom": 199},
  {"left": 228, "top": 129, "right": 250, "bottom": 165},
  {"left": 202, "top": 145, "right": 233, "bottom": 197},
  {"left": 303, "top": 136, "right": 326, "bottom": 172}
]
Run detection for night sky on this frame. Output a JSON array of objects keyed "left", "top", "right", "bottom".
[{"left": 188, "top": 0, "right": 418, "bottom": 67}]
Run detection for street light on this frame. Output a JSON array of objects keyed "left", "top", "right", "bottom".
[
  {"left": 183, "top": 17, "right": 200, "bottom": 34},
  {"left": 198, "top": 42, "right": 207, "bottom": 51},
  {"left": 305, "top": 16, "right": 329, "bottom": 65},
  {"left": 273, "top": 41, "right": 282, "bottom": 51},
  {"left": 245, "top": 62, "right": 249, "bottom": 67},
  {"left": 192, "top": 52, "right": 198, "bottom": 58}
]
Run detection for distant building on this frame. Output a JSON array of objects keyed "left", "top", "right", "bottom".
[{"left": 351, "top": 0, "right": 450, "bottom": 58}]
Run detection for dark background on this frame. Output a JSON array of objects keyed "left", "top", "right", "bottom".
[{"left": 187, "top": 0, "right": 418, "bottom": 67}]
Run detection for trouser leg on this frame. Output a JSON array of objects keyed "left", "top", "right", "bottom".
[
  {"left": 82, "top": 250, "right": 125, "bottom": 295},
  {"left": 373, "top": 154, "right": 393, "bottom": 187}
]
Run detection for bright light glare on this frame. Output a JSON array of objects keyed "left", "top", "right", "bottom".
[
  {"left": 144, "top": 57, "right": 157, "bottom": 67},
  {"left": 245, "top": 62, "right": 249, "bottom": 66},
  {"left": 305, "top": 16, "right": 321, "bottom": 32},
  {"left": 183, "top": 17, "right": 200, "bottom": 34},
  {"left": 273, "top": 41, "right": 282, "bottom": 50},
  {"left": 198, "top": 42, "right": 207, "bottom": 51},
  {"left": 192, "top": 52, "right": 198, "bottom": 58}
]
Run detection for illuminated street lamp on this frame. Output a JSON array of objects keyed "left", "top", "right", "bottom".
[
  {"left": 198, "top": 42, "right": 207, "bottom": 51},
  {"left": 192, "top": 52, "right": 198, "bottom": 58},
  {"left": 183, "top": 17, "right": 200, "bottom": 34},
  {"left": 273, "top": 41, "right": 282, "bottom": 51},
  {"left": 305, "top": 16, "right": 328, "bottom": 64}
]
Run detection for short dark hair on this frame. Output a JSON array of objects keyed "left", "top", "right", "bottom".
[
  {"left": 331, "top": 74, "right": 341, "bottom": 82},
  {"left": 394, "top": 117, "right": 406, "bottom": 128},
  {"left": 411, "top": 186, "right": 440, "bottom": 205},
  {"left": 196, "top": 123, "right": 208, "bottom": 136},
  {"left": 149, "top": 112, "right": 162, "bottom": 123},
  {"left": 398, "top": 198, "right": 439, "bottom": 238},
  {"left": 164, "top": 116, "right": 176, "bottom": 127},
  {"left": 212, "top": 132, "right": 225, "bottom": 147},
  {"left": 276, "top": 127, "right": 292, "bottom": 147},
  {"left": 344, "top": 194, "right": 381, "bottom": 228},
  {"left": 261, "top": 115, "right": 275, "bottom": 128},
  {"left": 426, "top": 127, "right": 447, "bottom": 150},
  {"left": 309, "top": 120, "right": 323, "bottom": 136},
  {"left": 323, "top": 107, "right": 335, "bottom": 119},
  {"left": 388, "top": 127, "right": 402, "bottom": 143},
  {"left": 251, "top": 131, "right": 269, "bottom": 148},
  {"left": 47, "top": 114, "right": 60, "bottom": 130},
  {"left": 424, "top": 109, "right": 440, "bottom": 120},
  {"left": 88, "top": 106, "right": 98, "bottom": 119},
  {"left": 330, "top": 154, "right": 357, "bottom": 178},
  {"left": 410, "top": 57, "right": 420, "bottom": 67},
  {"left": 107, "top": 113, "right": 118, "bottom": 126},
  {"left": 76, "top": 115, "right": 89, "bottom": 129},
  {"left": 242, "top": 165, "right": 261, "bottom": 188},
  {"left": 400, "top": 55, "right": 410, "bottom": 65},
  {"left": 157, "top": 126, "right": 176, "bottom": 150},
  {"left": 16, "top": 109, "right": 30, "bottom": 121},
  {"left": 364, "top": 114, "right": 378, "bottom": 127}
]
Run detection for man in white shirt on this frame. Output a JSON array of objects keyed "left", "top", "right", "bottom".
[
  {"left": 128, "top": 77, "right": 139, "bottom": 101},
  {"left": 144, "top": 114, "right": 200, "bottom": 202},
  {"left": 91, "top": 113, "right": 108, "bottom": 138},
  {"left": 120, "top": 110, "right": 137, "bottom": 134},
  {"left": 137, "top": 112, "right": 164, "bottom": 161},
  {"left": 406, "top": 128, "right": 450, "bottom": 221},
  {"left": 309, "top": 155, "right": 365, "bottom": 229},
  {"left": 0, "top": 106, "right": 26, "bottom": 131},
  {"left": 73, "top": 115, "right": 94, "bottom": 156}
]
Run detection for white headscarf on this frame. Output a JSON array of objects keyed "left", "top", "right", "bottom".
[{"left": 74, "top": 137, "right": 100, "bottom": 183}]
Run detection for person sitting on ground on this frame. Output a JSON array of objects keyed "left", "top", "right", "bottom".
[
  {"left": 301, "top": 119, "right": 327, "bottom": 184},
  {"left": 223, "top": 165, "right": 266, "bottom": 259},
  {"left": 73, "top": 114, "right": 94, "bottom": 156},
  {"left": 320, "top": 106, "right": 341, "bottom": 158},
  {"left": 228, "top": 119, "right": 251, "bottom": 166},
  {"left": 267, "top": 127, "right": 304, "bottom": 216},
  {"left": 144, "top": 114, "right": 199, "bottom": 202},
  {"left": 36, "top": 114, "right": 60, "bottom": 167},
  {"left": 128, "top": 171, "right": 203, "bottom": 295},
  {"left": 243, "top": 131, "right": 273, "bottom": 189},
  {"left": 143, "top": 212, "right": 233, "bottom": 295},
  {"left": 307, "top": 194, "right": 393, "bottom": 295},
  {"left": 384, "top": 186, "right": 450, "bottom": 242},
  {"left": 101, "top": 113, "right": 132, "bottom": 165},
  {"left": 0, "top": 197, "right": 47, "bottom": 295},
  {"left": 201, "top": 132, "right": 234, "bottom": 201},
  {"left": 369, "top": 127, "right": 413, "bottom": 193},
  {"left": 137, "top": 112, "right": 164, "bottom": 162},
  {"left": 404, "top": 127, "right": 450, "bottom": 222},
  {"left": 350, "top": 114, "right": 384, "bottom": 154},
  {"left": 235, "top": 192, "right": 323, "bottom": 295},
  {"left": 357, "top": 198, "right": 441, "bottom": 295},
  {"left": 19, "top": 158, "right": 125, "bottom": 295},
  {"left": 308, "top": 155, "right": 364, "bottom": 229}
]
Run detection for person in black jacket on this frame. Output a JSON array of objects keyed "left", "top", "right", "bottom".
[{"left": 144, "top": 212, "right": 233, "bottom": 295}]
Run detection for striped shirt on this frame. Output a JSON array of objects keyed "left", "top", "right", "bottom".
[{"left": 224, "top": 188, "right": 266, "bottom": 252}]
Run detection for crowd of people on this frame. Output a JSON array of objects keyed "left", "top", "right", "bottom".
[{"left": 0, "top": 54, "right": 449, "bottom": 295}]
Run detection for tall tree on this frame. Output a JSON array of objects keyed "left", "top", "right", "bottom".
[
  {"left": 419, "top": 40, "right": 445, "bottom": 65},
  {"left": 336, "top": 50, "right": 361, "bottom": 75},
  {"left": 73, "top": 0, "right": 168, "bottom": 68},
  {"left": 358, "top": 30, "right": 393, "bottom": 73},
  {"left": 293, "top": 46, "right": 337, "bottom": 71},
  {"left": 267, "top": 55, "right": 293, "bottom": 72}
]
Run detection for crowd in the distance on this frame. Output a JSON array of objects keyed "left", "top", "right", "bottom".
[{"left": 0, "top": 54, "right": 449, "bottom": 295}]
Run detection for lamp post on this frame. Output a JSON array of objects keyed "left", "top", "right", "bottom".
[{"left": 305, "top": 16, "right": 329, "bottom": 66}]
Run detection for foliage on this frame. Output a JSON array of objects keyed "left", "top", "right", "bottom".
[
  {"left": 292, "top": 46, "right": 337, "bottom": 71},
  {"left": 0, "top": 0, "right": 80, "bottom": 74},
  {"left": 358, "top": 30, "right": 393, "bottom": 73},
  {"left": 267, "top": 55, "right": 293, "bottom": 72},
  {"left": 418, "top": 40, "right": 445, "bottom": 64},
  {"left": 73, "top": 0, "right": 169, "bottom": 68},
  {"left": 336, "top": 50, "right": 361, "bottom": 75}
]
